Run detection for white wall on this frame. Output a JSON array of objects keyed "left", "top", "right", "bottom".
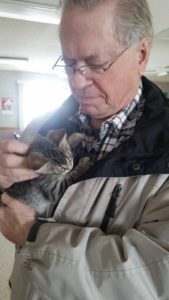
[{"left": 0, "top": 70, "right": 69, "bottom": 128}]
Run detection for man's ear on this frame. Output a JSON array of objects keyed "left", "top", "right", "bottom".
[{"left": 138, "top": 38, "right": 152, "bottom": 76}]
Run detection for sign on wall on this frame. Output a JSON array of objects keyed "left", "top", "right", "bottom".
[{"left": 1, "top": 97, "right": 14, "bottom": 115}]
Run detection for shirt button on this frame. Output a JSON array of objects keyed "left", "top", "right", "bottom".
[
  {"left": 166, "top": 161, "right": 169, "bottom": 169},
  {"left": 132, "top": 163, "right": 141, "bottom": 171}
]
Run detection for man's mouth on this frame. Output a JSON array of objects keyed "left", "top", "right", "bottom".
[{"left": 77, "top": 96, "right": 98, "bottom": 103}]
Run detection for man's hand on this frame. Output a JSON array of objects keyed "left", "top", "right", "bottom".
[
  {"left": 0, "top": 139, "right": 38, "bottom": 188},
  {"left": 0, "top": 193, "right": 36, "bottom": 245},
  {"left": 0, "top": 139, "right": 39, "bottom": 245}
]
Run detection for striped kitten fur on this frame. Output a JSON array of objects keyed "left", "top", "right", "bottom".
[{"left": 0, "top": 129, "right": 91, "bottom": 218}]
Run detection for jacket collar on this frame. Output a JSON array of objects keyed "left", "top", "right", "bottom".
[{"left": 80, "top": 76, "right": 169, "bottom": 178}]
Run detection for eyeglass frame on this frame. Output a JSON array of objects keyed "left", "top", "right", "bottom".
[{"left": 52, "top": 47, "right": 129, "bottom": 78}]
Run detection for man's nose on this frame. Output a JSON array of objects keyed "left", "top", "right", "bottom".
[{"left": 69, "top": 71, "right": 93, "bottom": 90}]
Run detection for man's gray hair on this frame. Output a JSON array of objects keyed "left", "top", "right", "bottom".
[{"left": 62, "top": 0, "right": 153, "bottom": 47}]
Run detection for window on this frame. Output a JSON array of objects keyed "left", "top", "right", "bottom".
[{"left": 18, "top": 78, "right": 70, "bottom": 129}]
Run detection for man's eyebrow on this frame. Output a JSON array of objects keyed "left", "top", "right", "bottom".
[
  {"left": 62, "top": 55, "right": 76, "bottom": 62},
  {"left": 82, "top": 54, "right": 100, "bottom": 62},
  {"left": 62, "top": 53, "right": 100, "bottom": 63}
]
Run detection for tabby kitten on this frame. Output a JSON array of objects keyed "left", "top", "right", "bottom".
[{"left": 0, "top": 129, "right": 91, "bottom": 218}]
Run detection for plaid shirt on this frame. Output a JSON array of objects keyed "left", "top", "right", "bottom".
[{"left": 70, "top": 85, "right": 144, "bottom": 161}]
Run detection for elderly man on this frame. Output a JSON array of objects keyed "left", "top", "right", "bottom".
[{"left": 1, "top": 0, "right": 169, "bottom": 299}]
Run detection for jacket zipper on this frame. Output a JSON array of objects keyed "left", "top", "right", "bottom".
[{"left": 100, "top": 184, "right": 122, "bottom": 233}]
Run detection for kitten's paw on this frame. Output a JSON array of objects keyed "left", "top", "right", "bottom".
[{"left": 78, "top": 157, "right": 93, "bottom": 171}]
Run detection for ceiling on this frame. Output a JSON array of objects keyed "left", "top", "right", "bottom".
[{"left": 0, "top": 0, "right": 169, "bottom": 82}]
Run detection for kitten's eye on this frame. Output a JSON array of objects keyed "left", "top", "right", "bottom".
[
  {"left": 65, "top": 155, "right": 72, "bottom": 163},
  {"left": 51, "top": 149, "right": 66, "bottom": 164}
]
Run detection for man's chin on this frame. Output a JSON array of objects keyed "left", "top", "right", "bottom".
[
  {"left": 79, "top": 104, "right": 116, "bottom": 123},
  {"left": 79, "top": 104, "right": 97, "bottom": 117}
]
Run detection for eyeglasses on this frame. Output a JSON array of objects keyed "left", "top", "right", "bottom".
[{"left": 52, "top": 47, "right": 128, "bottom": 78}]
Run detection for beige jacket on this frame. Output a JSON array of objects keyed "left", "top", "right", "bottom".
[{"left": 10, "top": 174, "right": 169, "bottom": 300}]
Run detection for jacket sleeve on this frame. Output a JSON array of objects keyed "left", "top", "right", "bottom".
[{"left": 10, "top": 177, "right": 169, "bottom": 300}]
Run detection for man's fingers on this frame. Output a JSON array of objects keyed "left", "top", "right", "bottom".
[
  {"left": 0, "top": 153, "right": 28, "bottom": 168},
  {"left": 1, "top": 193, "right": 13, "bottom": 206},
  {"left": 0, "top": 139, "right": 30, "bottom": 155},
  {"left": 0, "top": 168, "right": 39, "bottom": 188},
  {"left": 0, "top": 140, "right": 31, "bottom": 168},
  {"left": 1, "top": 193, "right": 37, "bottom": 217},
  {"left": 1, "top": 194, "right": 24, "bottom": 210},
  {"left": 1, "top": 166, "right": 38, "bottom": 179},
  {"left": 0, "top": 196, "right": 36, "bottom": 245}
]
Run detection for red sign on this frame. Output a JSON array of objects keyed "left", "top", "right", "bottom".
[{"left": 1, "top": 97, "right": 14, "bottom": 115}]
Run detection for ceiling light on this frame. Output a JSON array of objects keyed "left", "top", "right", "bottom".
[
  {"left": 157, "top": 71, "right": 168, "bottom": 77},
  {"left": 0, "top": 57, "right": 29, "bottom": 64},
  {"left": 0, "top": 0, "right": 61, "bottom": 24}
]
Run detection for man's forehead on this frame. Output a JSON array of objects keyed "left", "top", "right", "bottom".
[
  {"left": 59, "top": 4, "right": 120, "bottom": 60},
  {"left": 61, "top": 40, "right": 120, "bottom": 62}
]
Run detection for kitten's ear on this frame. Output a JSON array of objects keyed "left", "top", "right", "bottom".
[
  {"left": 68, "top": 133, "right": 83, "bottom": 147},
  {"left": 46, "top": 128, "right": 66, "bottom": 145}
]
